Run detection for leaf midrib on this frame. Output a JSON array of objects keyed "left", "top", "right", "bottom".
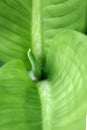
[{"left": 38, "top": 81, "right": 53, "bottom": 130}]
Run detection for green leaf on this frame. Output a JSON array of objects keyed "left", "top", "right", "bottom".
[
  {"left": 0, "top": 30, "right": 87, "bottom": 130},
  {"left": 45, "top": 30, "right": 87, "bottom": 129},
  {"left": 0, "top": 60, "right": 42, "bottom": 130},
  {"left": 0, "top": 0, "right": 32, "bottom": 69},
  {"left": 0, "top": 0, "right": 86, "bottom": 66}
]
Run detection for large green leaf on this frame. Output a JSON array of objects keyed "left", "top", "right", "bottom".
[
  {"left": 0, "top": 30, "right": 87, "bottom": 130},
  {"left": 0, "top": 60, "right": 42, "bottom": 130},
  {"left": 45, "top": 30, "right": 87, "bottom": 130},
  {"left": 0, "top": 0, "right": 86, "bottom": 65}
]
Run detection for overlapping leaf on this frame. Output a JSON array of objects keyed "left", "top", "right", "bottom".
[
  {"left": 45, "top": 30, "right": 87, "bottom": 130},
  {"left": 0, "top": 0, "right": 87, "bottom": 129},
  {"left": 0, "top": 60, "right": 42, "bottom": 130}
]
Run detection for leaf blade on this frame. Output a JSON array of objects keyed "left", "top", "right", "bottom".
[
  {"left": 0, "top": 60, "right": 42, "bottom": 130},
  {"left": 45, "top": 30, "right": 87, "bottom": 130}
]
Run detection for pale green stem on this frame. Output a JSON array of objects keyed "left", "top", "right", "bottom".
[
  {"left": 27, "top": 49, "right": 41, "bottom": 80},
  {"left": 38, "top": 81, "right": 53, "bottom": 130},
  {"left": 32, "top": 0, "right": 43, "bottom": 65}
]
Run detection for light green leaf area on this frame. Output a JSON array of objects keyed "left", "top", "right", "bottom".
[
  {"left": 0, "top": 30, "right": 87, "bottom": 130},
  {"left": 0, "top": 0, "right": 32, "bottom": 69},
  {"left": 45, "top": 30, "right": 87, "bottom": 130},
  {"left": 0, "top": 60, "right": 42, "bottom": 130}
]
